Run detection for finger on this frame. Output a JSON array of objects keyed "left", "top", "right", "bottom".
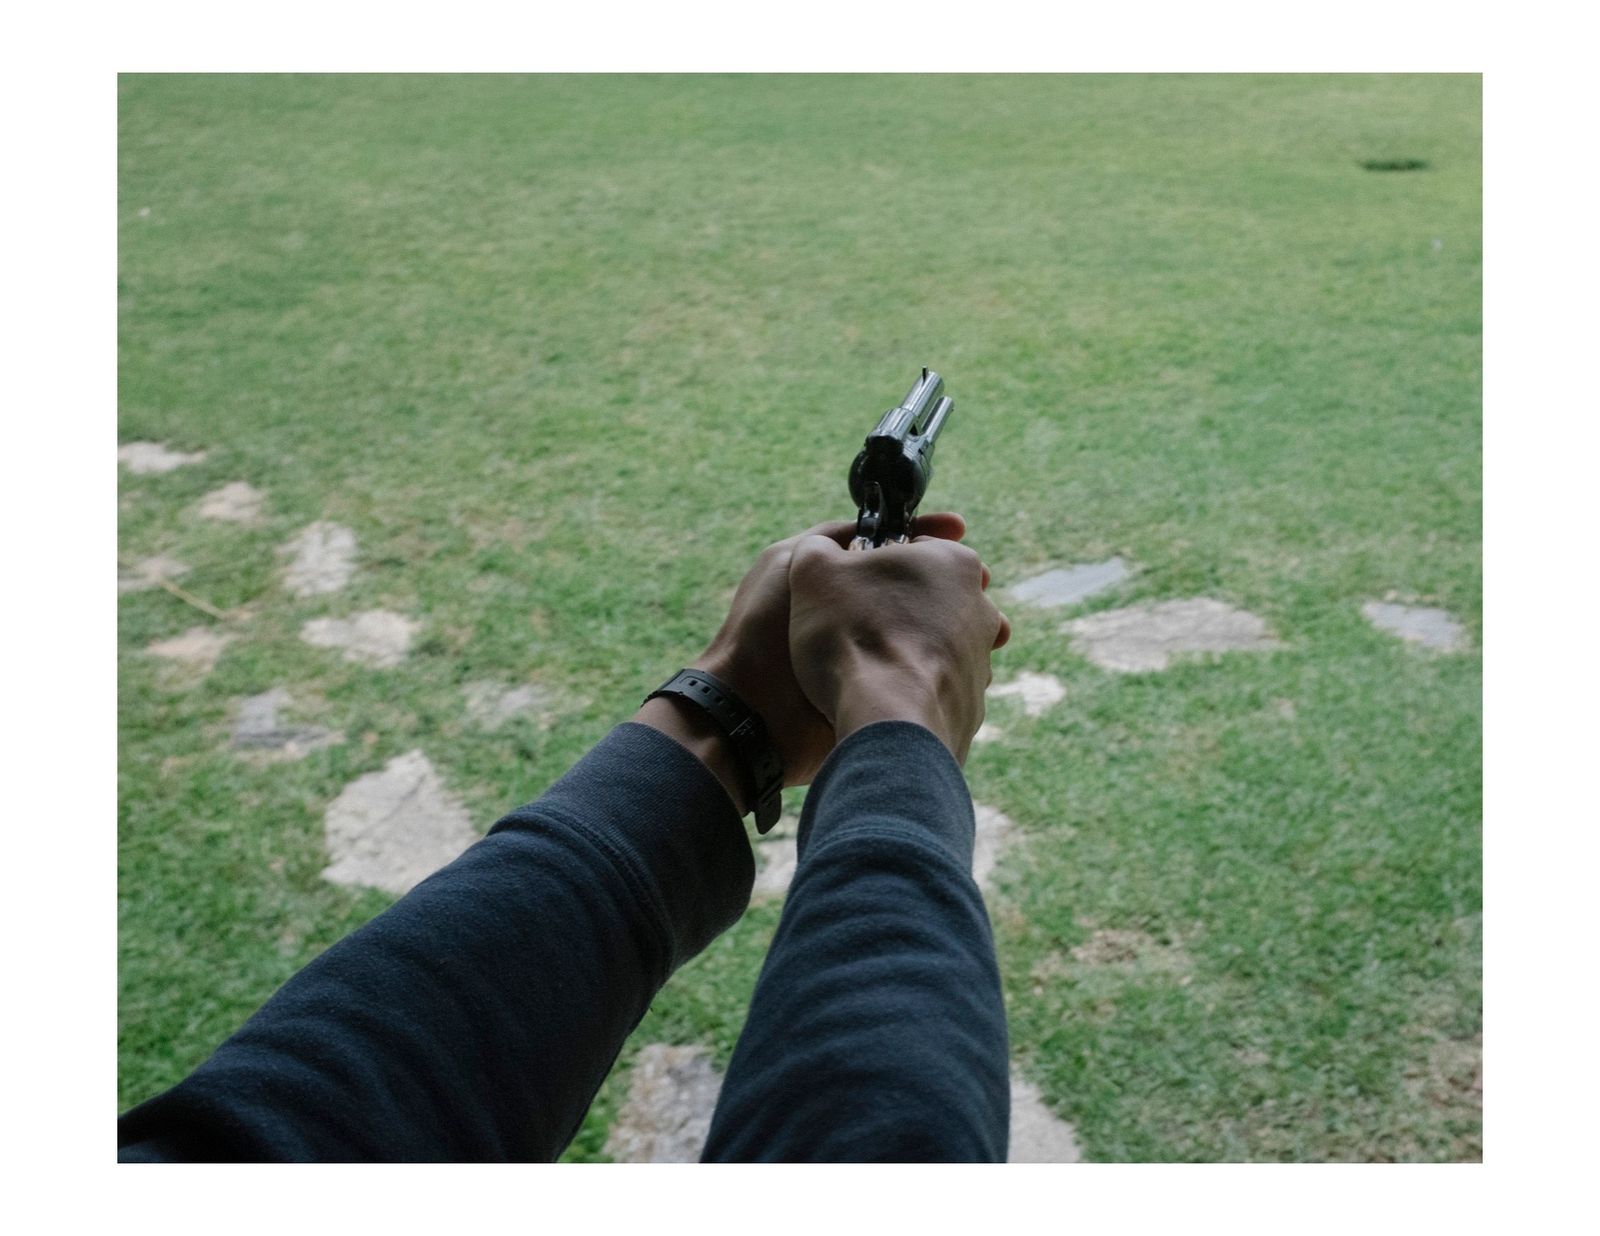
[
  {"left": 792, "top": 520, "right": 860, "bottom": 549},
  {"left": 991, "top": 603, "right": 1012, "bottom": 650},
  {"left": 908, "top": 511, "right": 966, "bottom": 542},
  {"left": 980, "top": 562, "right": 991, "bottom": 590}
]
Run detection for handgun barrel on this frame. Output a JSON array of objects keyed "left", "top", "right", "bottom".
[
  {"left": 920, "top": 395, "right": 954, "bottom": 446},
  {"left": 868, "top": 368, "right": 947, "bottom": 443},
  {"left": 899, "top": 367, "right": 945, "bottom": 430}
]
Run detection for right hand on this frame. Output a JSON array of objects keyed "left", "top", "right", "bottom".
[{"left": 787, "top": 513, "right": 1011, "bottom": 765}]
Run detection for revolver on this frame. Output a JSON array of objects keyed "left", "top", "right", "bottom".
[{"left": 848, "top": 368, "right": 955, "bottom": 549}]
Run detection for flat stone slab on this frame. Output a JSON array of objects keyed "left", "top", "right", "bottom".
[
  {"left": 300, "top": 610, "right": 418, "bottom": 667},
  {"left": 119, "top": 441, "right": 207, "bottom": 475},
  {"left": 194, "top": 481, "right": 265, "bottom": 523},
  {"left": 462, "top": 680, "right": 556, "bottom": 730},
  {"left": 322, "top": 750, "right": 476, "bottom": 895},
  {"left": 231, "top": 688, "right": 341, "bottom": 760},
  {"left": 752, "top": 836, "right": 799, "bottom": 898},
  {"left": 972, "top": 722, "right": 1006, "bottom": 744},
  {"left": 146, "top": 625, "right": 231, "bottom": 675},
  {"left": 988, "top": 670, "right": 1066, "bottom": 717},
  {"left": 972, "top": 803, "right": 1017, "bottom": 893},
  {"left": 1009, "top": 558, "right": 1130, "bottom": 609},
  {"left": 750, "top": 803, "right": 1015, "bottom": 901},
  {"left": 1009, "top": 1072, "right": 1085, "bottom": 1162},
  {"left": 1362, "top": 601, "right": 1468, "bottom": 651},
  {"left": 604, "top": 1044, "right": 723, "bottom": 1163},
  {"left": 118, "top": 552, "right": 190, "bottom": 594},
  {"left": 1063, "top": 597, "right": 1281, "bottom": 672},
  {"left": 281, "top": 521, "right": 358, "bottom": 597}
]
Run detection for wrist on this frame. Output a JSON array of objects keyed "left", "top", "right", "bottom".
[
  {"left": 633, "top": 695, "right": 751, "bottom": 816},
  {"left": 831, "top": 658, "right": 955, "bottom": 755}
]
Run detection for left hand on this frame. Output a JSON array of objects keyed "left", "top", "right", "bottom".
[{"left": 694, "top": 512, "right": 969, "bottom": 787}]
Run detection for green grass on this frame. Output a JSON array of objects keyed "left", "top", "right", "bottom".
[{"left": 118, "top": 73, "right": 1481, "bottom": 1161}]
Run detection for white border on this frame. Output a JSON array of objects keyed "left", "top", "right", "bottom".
[{"left": 18, "top": 0, "right": 1599, "bottom": 1226}]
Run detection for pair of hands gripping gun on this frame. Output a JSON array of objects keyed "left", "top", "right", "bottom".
[
  {"left": 648, "top": 369, "right": 1011, "bottom": 827},
  {"left": 789, "top": 368, "right": 1011, "bottom": 768}
]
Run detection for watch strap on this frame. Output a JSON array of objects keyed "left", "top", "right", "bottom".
[{"left": 645, "top": 668, "right": 784, "bottom": 833}]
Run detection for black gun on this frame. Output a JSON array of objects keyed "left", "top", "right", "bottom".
[{"left": 848, "top": 368, "right": 955, "bottom": 549}]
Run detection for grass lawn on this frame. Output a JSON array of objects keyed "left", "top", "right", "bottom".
[{"left": 118, "top": 73, "right": 1481, "bottom": 1161}]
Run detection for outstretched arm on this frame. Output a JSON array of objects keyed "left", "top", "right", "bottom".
[
  {"left": 117, "top": 520, "right": 868, "bottom": 1162},
  {"left": 705, "top": 530, "right": 1014, "bottom": 1161}
]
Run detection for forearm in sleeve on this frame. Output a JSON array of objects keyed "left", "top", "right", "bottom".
[
  {"left": 118, "top": 723, "right": 754, "bottom": 1162},
  {"left": 702, "top": 720, "right": 1010, "bottom": 1162}
]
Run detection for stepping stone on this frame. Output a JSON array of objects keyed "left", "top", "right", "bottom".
[
  {"left": 1362, "top": 601, "right": 1468, "bottom": 652},
  {"left": 118, "top": 552, "right": 190, "bottom": 594},
  {"left": 321, "top": 750, "right": 476, "bottom": 895},
  {"left": 300, "top": 610, "right": 418, "bottom": 667},
  {"left": 118, "top": 441, "right": 207, "bottom": 475},
  {"left": 1008, "top": 1072, "right": 1085, "bottom": 1162},
  {"left": 751, "top": 836, "right": 799, "bottom": 899},
  {"left": 230, "top": 688, "right": 341, "bottom": 760},
  {"left": 972, "top": 803, "right": 1017, "bottom": 893},
  {"left": 988, "top": 671, "right": 1066, "bottom": 717},
  {"left": 146, "top": 625, "right": 231, "bottom": 675},
  {"left": 973, "top": 722, "right": 1006, "bottom": 744},
  {"left": 604, "top": 1044, "right": 723, "bottom": 1163},
  {"left": 749, "top": 803, "right": 1015, "bottom": 901},
  {"left": 1009, "top": 558, "right": 1130, "bottom": 609},
  {"left": 462, "top": 681, "right": 556, "bottom": 730},
  {"left": 281, "top": 521, "right": 358, "bottom": 597},
  {"left": 194, "top": 481, "right": 265, "bottom": 524},
  {"left": 1063, "top": 597, "right": 1281, "bottom": 672}
]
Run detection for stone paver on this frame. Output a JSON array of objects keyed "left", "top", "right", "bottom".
[
  {"left": 194, "top": 481, "right": 265, "bottom": 523},
  {"left": 1009, "top": 558, "right": 1130, "bottom": 609},
  {"left": 972, "top": 803, "right": 1017, "bottom": 893},
  {"left": 118, "top": 553, "right": 190, "bottom": 594},
  {"left": 463, "top": 681, "right": 556, "bottom": 730},
  {"left": 750, "top": 802, "right": 1016, "bottom": 901},
  {"left": 604, "top": 1044, "right": 723, "bottom": 1163},
  {"left": 146, "top": 625, "right": 231, "bottom": 675},
  {"left": 1063, "top": 597, "right": 1281, "bottom": 672},
  {"left": 118, "top": 442, "right": 207, "bottom": 475},
  {"left": 752, "top": 836, "right": 799, "bottom": 898},
  {"left": 322, "top": 750, "right": 476, "bottom": 895},
  {"left": 300, "top": 610, "right": 418, "bottom": 667},
  {"left": 988, "top": 671, "right": 1066, "bottom": 717},
  {"left": 282, "top": 521, "right": 358, "bottom": 597},
  {"left": 1362, "top": 601, "right": 1468, "bottom": 651},
  {"left": 1009, "top": 1073, "right": 1085, "bottom": 1162},
  {"left": 231, "top": 688, "right": 341, "bottom": 760},
  {"left": 973, "top": 722, "right": 1006, "bottom": 744}
]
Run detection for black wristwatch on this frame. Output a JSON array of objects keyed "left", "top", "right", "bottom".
[{"left": 645, "top": 668, "right": 784, "bottom": 833}]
